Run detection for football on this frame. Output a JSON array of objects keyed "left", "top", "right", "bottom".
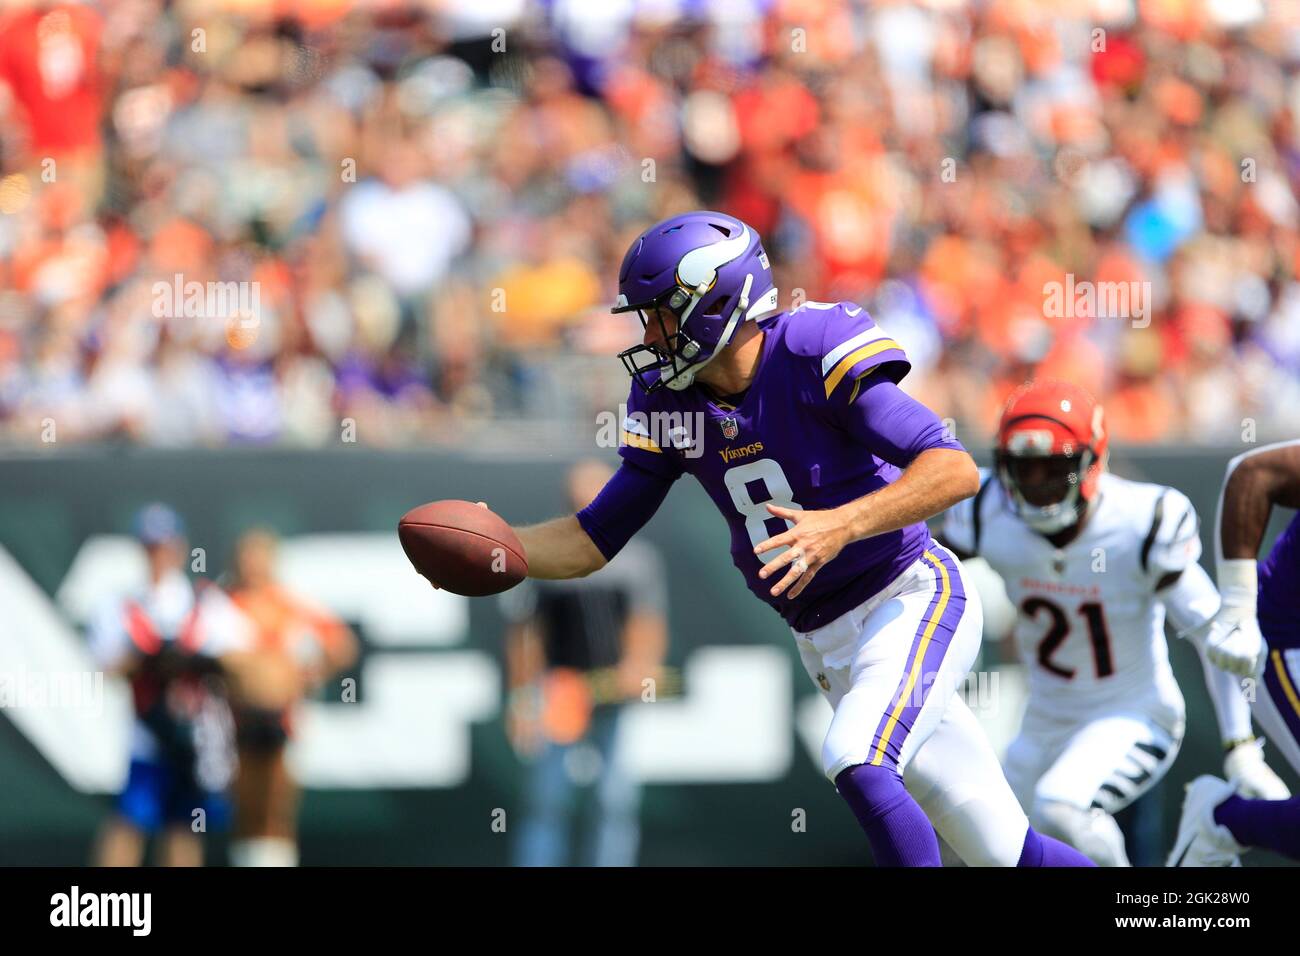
[{"left": 397, "top": 500, "right": 528, "bottom": 596}]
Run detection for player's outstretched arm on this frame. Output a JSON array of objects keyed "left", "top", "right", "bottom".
[
  {"left": 513, "top": 460, "right": 675, "bottom": 582},
  {"left": 515, "top": 516, "right": 608, "bottom": 580}
]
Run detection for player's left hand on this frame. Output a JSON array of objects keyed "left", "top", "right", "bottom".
[
  {"left": 755, "top": 505, "right": 851, "bottom": 599},
  {"left": 1224, "top": 737, "right": 1292, "bottom": 800}
]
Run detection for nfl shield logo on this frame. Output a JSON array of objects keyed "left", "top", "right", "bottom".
[{"left": 720, "top": 417, "right": 739, "bottom": 440}]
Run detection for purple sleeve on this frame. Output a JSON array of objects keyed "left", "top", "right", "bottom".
[
  {"left": 575, "top": 460, "right": 677, "bottom": 561},
  {"left": 836, "top": 374, "right": 965, "bottom": 468},
  {"left": 617, "top": 383, "right": 687, "bottom": 480}
]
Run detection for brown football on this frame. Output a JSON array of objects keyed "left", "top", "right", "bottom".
[{"left": 397, "top": 500, "right": 528, "bottom": 596}]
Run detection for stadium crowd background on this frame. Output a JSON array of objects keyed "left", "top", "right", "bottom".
[{"left": 2, "top": 0, "right": 1299, "bottom": 451}]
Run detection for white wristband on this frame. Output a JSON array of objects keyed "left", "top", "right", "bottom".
[{"left": 1216, "top": 558, "right": 1258, "bottom": 611}]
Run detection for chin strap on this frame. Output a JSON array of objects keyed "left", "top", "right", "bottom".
[{"left": 666, "top": 273, "right": 754, "bottom": 392}]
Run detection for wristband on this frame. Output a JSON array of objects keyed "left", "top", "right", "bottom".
[{"left": 1216, "top": 558, "right": 1258, "bottom": 611}]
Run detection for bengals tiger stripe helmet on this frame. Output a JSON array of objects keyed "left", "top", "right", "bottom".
[{"left": 995, "top": 380, "right": 1109, "bottom": 534}]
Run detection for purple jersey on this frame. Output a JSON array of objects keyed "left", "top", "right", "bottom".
[
  {"left": 614, "top": 301, "right": 962, "bottom": 633},
  {"left": 1259, "top": 511, "right": 1300, "bottom": 648}
]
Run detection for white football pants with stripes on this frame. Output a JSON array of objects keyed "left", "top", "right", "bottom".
[
  {"left": 795, "top": 542, "right": 1035, "bottom": 866},
  {"left": 1004, "top": 702, "right": 1183, "bottom": 866}
]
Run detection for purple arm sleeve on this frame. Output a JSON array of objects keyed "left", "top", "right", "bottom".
[
  {"left": 837, "top": 374, "right": 965, "bottom": 468},
  {"left": 575, "top": 460, "right": 676, "bottom": 561}
]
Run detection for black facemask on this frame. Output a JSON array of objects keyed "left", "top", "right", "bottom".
[{"left": 617, "top": 292, "right": 699, "bottom": 394}]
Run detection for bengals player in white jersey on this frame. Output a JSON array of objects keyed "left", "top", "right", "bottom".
[{"left": 941, "top": 381, "right": 1288, "bottom": 866}]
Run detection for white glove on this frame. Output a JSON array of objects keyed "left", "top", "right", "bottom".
[
  {"left": 1197, "top": 613, "right": 1265, "bottom": 678},
  {"left": 1225, "top": 738, "right": 1292, "bottom": 800},
  {"left": 1197, "top": 559, "right": 1265, "bottom": 678}
]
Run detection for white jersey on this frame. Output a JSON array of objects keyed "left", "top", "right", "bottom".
[{"left": 943, "top": 471, "right": 1203, "bottom": 725}]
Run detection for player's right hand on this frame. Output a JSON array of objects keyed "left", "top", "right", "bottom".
[{"left": 1196, "top": 607, "right": 1264, "bottom": 678}]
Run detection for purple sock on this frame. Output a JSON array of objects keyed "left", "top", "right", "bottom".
[
  {"left": 834, "top": 763, "right": 941, "bottom": 867},
  {"left": 1213, "top": 795, "right": 1300, "bottom": 860},
  {"left": 1017, "top": 826, "right": 1097, "bottom": 867}
]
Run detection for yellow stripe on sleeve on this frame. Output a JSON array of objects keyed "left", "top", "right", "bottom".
[
  {"left": 824, "top": 339, "right": 902, "bottom": 399},
  {"left": 620, "top": 430, "right": 662, "bottom": 453},
  {"left": 847, "top": 365, "right": 881, "bottom": 404}
]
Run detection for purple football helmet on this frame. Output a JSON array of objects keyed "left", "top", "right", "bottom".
[{"left": 614, "top": 211, "right": 779, "bottom": 393}]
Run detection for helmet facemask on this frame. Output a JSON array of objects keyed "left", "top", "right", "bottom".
[
  {"left": 996, "top": 450, "right": 1094, "bottom": 535},
  {"left": 616, "top": 273, "right": 754, "bottom": 394},
  {"left": 617, "top": 287, "right": 700, "bottom": 393}
]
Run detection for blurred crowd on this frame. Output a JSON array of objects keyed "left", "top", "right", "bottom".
[{"left": 2, "top": 0, "right": 1300, "bottom": 449}]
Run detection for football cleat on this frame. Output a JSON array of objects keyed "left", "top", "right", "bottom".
[
  {"left": 613, "top": 211, "right": 779, "bottom": 394},
  {"left": 1167, "top": 776, "right": 1246, "bottom": 867}
]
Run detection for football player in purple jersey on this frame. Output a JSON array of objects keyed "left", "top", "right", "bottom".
[
  {"left": 499, "top": 211, "right": 1095, "bottom": 866},
  {"left": 1170, "top": 440, "right": 1300, "bottom": 865}
]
